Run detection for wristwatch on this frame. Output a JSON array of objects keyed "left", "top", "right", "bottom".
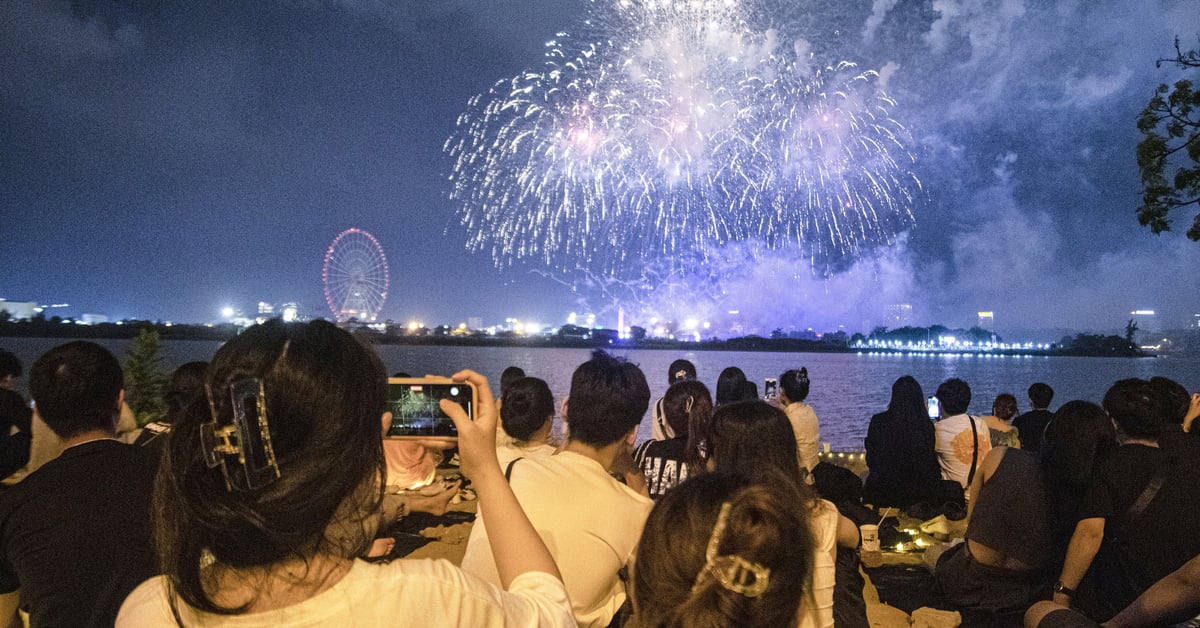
[{"left": 1053, "top": 580, "right": 1075, "bottom": 597}]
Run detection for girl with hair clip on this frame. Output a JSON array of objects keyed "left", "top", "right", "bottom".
[
  {"left": 116, "top": 320, "right": 574, "bottom": 627},
  {"left": 630, "top": 471, "right": 814, "bottom": 628},
  {"left": 779, "top": 367, "right": 820, "bottom": 481},
  {"left": 705, "top": 400, "right": 859, "bottom": 628}
]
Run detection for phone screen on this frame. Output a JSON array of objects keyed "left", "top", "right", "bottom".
[
  {"left": 386, "top": 380, "right": 474, "bottom": 438},
  {"left": 764, "top": 378, "right": 778, "bottom": 400},
  {"left": 927, "top": 396, "right": 940, "bottom": 420}
]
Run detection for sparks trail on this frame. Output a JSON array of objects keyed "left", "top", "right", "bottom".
[{"left": 446, "top": 0, "right": 921, "bottom": 277}]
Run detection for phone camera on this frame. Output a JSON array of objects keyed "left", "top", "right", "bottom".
[{"left": 450, "top": 386, "right": 460, "bottom": 396}]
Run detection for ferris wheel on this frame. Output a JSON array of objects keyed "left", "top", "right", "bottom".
[{"left": 322, "top": 228, "right": 389, "bottom": 322}]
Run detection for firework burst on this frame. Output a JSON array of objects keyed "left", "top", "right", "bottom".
[{"left": 446, "top": 0, "right": 921, "bottom": 277}]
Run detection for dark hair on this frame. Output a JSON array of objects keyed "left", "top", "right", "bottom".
[
  {"left": 887, "top": 375, "right": 927, "bottom": 422},
  {"left": 779, "top": 368, "right": 810, "bottom": 403},
  {"left": 1028, "top": 382, "right": 1054, "bottom": 409},
  {"left": 1149, "top": 376, "right": 1190, "bottom": 425},
  {"left": 163, "top": 361, "right": 208, "bottom": 425},
  {"left": 935, "top": 378, "right": 971, "bottom": 416},
  {"left": 1103, "top": 378, "right": 1162, "bottom": 439},
  {"left": 0, "top": 349, "right": 21, "bottom": 380},
  {"left": 709, "top": 400, "right": 801, "bottom": 480},
  {"left": 664, "top": 380, "right": 713, "bottom": 473},
  {"left": 501, "top": 377, "right": 555, "bottom": 442},
  {"left": 154, "top": 320, "right": 388, "bottom": 614},
  {"left": 1041, "top": 400, "right": 1117, "bottom": 485},
  {"left": 715, "top": 367, "right": 748, "bottom": 406},
  {"left": 500, "top": 366, "right": 526, "bottom": 395},
  {"left": 566, "top": 350, "right": 650, "bottom": 448},
  {"left": 632, "top": 472, "right": 813, "bottom": 628},
  {"left": 992, "top": 393, "right": 1018, "bottom": 421},
  {"left": 667, "top": 359, "right": 697, "bottom": 384},
  {"left": 740, "top": 380, "right": 758, "bottom": 401},
  {"left": 29, "top": 341, "right": 123, "bottom": 439}
]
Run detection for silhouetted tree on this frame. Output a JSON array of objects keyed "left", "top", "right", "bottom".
[{"left": 1137, "top": 36, "right": 1200, "bottom": 239}]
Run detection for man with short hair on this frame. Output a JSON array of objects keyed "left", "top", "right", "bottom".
[
  {"left": 0, "top": 342, "right": 158, "bottom": 627},
  {"left": 933, "top": 378, "right": 991, "bottom": 490},
  {"left": 651, "top": 358, "right": 696, "bottom": 440},
  {"left": 1012, "top": 382, "right": 1054, "bottom": 452},
  {"left": 462, "top": 350, "right": 654, "bottom": 628}
]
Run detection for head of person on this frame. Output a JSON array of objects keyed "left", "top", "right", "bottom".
[
  {"left": 500, "top": 366, "right": 526, "bottom": 396},
  {"left": 708, "top": 400, "right": 800, "bottom": 479},
  {"left": 29, "top": 341, "right": 123, "bottom": 440},
  {"left": 632, "top": 472, "right": 813, "bottom": 628},
  {"left": 1149, "top": 376, "right": 1190, "bottom": 425},
  {"left": 887, "top": 375, "right": 927, "bottom": 420},
  {"left": 565, "top": 350, "right": 650, "bottom": 448},
  {"left": 500, "top": 376, "right": 555, "bottom": 442},
  {"left": 715, "top": 367, "right": 748, "bottom": 406},
  {"left": 1103, "top": 378, "right": 1162, "bottom": 439},
  {"left": 1028, "top": 382, "right": 1054, "bottom": 410},
  {"left": 1041, "top": 400, "right": 1117, "bottom": 485},
  {"left": 935, "top": 378, "right": 971, "bottom": 417},
  {"left": 163, "top": 361, "right": 208, "bottom": 424},
  {"left": 779, "top": 368, "right": 810, "bottom": 404},
  {"left": 155, "top": 320, "right": 388, "bottom": 613},
  {"left": 992, "top": 393, "right": 1019, "bottom": 422},
  {"left": 0, "top": 349, "right": 21, "bottom": 390},
  {"left": 667, "top": 359, "right": 697, "bottom": 385},
  {"left": 662, "top": 379, "right": 712, "bottom": 440}
]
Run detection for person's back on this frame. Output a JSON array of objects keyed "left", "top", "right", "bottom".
[
  {"left": 1013, "top": 383, "right": 1055, "bottom": 452},
  {"left": 933, "top": 378, "right": 991, "bottom": 490},
  {"left": 0, "top": 350, "right": 31, "bottom": 482},
  {"left": 0, "top": 341, "right": 158, "bottom": 627},
  {"left": 863, "top": 378, "right": 943, "bottom": 508},
  {"left": 462, "top": 350, "right": 654, "bottom": 627}
]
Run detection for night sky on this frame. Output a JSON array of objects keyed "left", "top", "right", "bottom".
[{"left": 3, "top": 0, "right": 1199, "bottom": 334}]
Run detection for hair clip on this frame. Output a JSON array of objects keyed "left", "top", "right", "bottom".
[
  {"left": 200, "top": 378, "right": 281, "bottom": 491},
  {"left": 675, "top": 369, "right": 690, "bottom": 381},
  {"left": 692, "top": 502, "right": 771, "bottom": 598}
]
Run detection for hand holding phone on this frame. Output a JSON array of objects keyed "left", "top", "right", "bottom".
[
  {"left": 927, "top": 396, "right": 940, "bottom": 419},
  {"left": 386, "top": 377, "right": 476, "bottom": 440},
  {"left": 764, "top": 378, "right": 779, "bottom": 401}
]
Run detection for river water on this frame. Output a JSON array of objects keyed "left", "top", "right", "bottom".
[{"left": 5, "top": 337, "right": 1197, "bottom": 450}]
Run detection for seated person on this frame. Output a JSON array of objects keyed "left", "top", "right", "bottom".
[
  {"left": 864, "top": 376, "right": 959, "bottom": 509},
  {"left": 116, "top": 320, "right": 573, "bottom": 626},
  {"left": 1013, "top": 382, "right": 1055, "bottom": 452},
  {"left": 931, "top": 445, "right": 1052, "bottom": 613},
  {"left": 779, "top": 368, "right": 820, "bottom": 479},
  {"left": 462, "top": 350, "right": 654, "bottom": 628},
  {"left": 707, "top": 400, "right": 859, "bottom": 628},
  {"left": 133, "top": 360, "right": 207, "bottom": 451},
  {"left": 0, "top": 341, "right": 158, "bottom": 627},
  {"left": 496, "top": 376, "right": 557, "bottom": 470},
  {"left": 650, "top": 358, "right": 696, "bottom": 441},
  {"left": 715, "top": 367, "right": 748, "bottom": 407},
  {"left": 0, "top": 349, "right": 31, "bottom": 481},
  {"left": 1051, "top": 379, "right": 1200, "bottom": 622},
  {"left": 983, "top": 393, "right": 1021, "bottom": 449},
  {"left": 934, "top": 378, "right": 992, "bottom": 491},
  {"left": 633, "top": 379, "right": 711, "bottom": 499},
  {"left": 631, "top": 471, "right": 814, "bottom": 627}
]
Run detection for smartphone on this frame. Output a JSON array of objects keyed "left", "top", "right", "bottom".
[
  {"left": 927, "top": 396, "right": 940, "bottom": 420},
  {"left": 385, "top": 377, "right": 475, "bottom": 439},
  {"left": 764, "top": 378, "right": 779, "bottom": 401}
]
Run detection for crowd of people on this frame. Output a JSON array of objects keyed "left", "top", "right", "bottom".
[{"left": 0, "top": 327, "right": 1198, "bottom": 627}]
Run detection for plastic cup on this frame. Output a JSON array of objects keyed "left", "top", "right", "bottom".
[{"left": 860, "top": 524, "right": 882, "bottom": 568}]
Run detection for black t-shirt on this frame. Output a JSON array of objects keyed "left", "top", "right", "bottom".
[
  {"left": 0, "top": 440, "right": 158, "bottom": 627},
  {"left": 0, "top": 390, "right": 32, "bottom": 480},
  {"left": 634, "top": 437, "right": 690, "bottom": 499},
  {"left": 1012, "top": 409, "right": 1054, "bottom": 452},
  {"left": 1079, "top": 443, "right": 1200, "bottom": 612}
]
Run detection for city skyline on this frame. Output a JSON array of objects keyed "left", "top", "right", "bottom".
[{"left": 3, "top": 1, "right": 1200, "bottom": 333}]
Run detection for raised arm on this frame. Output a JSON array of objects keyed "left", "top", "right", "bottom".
[{"left": 441, "top": 370, "right": 562, "bottom": 588}]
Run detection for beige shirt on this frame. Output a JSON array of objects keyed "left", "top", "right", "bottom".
[
  {"left": 461, "top": 450, "right": 653, "bottom": 628},
  {"left": 934, "top": 414, "right": 993, "bottom": 488},
  {"left": 785, "top": 401, "right": 821, "bottom": 474}
]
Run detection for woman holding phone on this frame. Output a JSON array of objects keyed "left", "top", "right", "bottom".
[{"left": 116, "top": 320, "right": 573, "bottom": 627}]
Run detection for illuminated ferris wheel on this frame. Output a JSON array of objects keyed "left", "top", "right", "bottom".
[{"left": 322, "top": 228, "right": 389, "bottom": 322}]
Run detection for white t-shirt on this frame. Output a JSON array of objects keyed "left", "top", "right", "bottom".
[
  {"left": 496, "top": 441, "right": 556, "bottom": 471},
  {"left": 797, "top": 499, "right": 839, "bottom": 628},
  {"left": 934, "top": 414, "right": 992, "bottom": 488},
  {"left": 785, "top": 401, "right": 821, "bottom": 474},
  {"left": 115, "top": 558, "right": 574, "bottom": 628},
  {"left": 461, "top": 450, "right": 654, "bottom": 628}
]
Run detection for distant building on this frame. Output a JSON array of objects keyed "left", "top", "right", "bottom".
[
  {"left": 467, "top": 316, "right": 483, "bottom": 331},
  {"left": 884, "top": 303, "right": 913, "bottom": 328},
  {"left": 0, "top": 300, "right": 38, "bottom": 320},
  {"left": 1130, "top": 309, "right": 1159, "bottom": 332},
  {"left": 280, "top": 303, "right": 300, "bottom": 322},
  {"left": 977, "top": 311, "right": 994, "bottom": 330},
  {"left": 80, "top": 314, "right": 108, "bottom": 325}
]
